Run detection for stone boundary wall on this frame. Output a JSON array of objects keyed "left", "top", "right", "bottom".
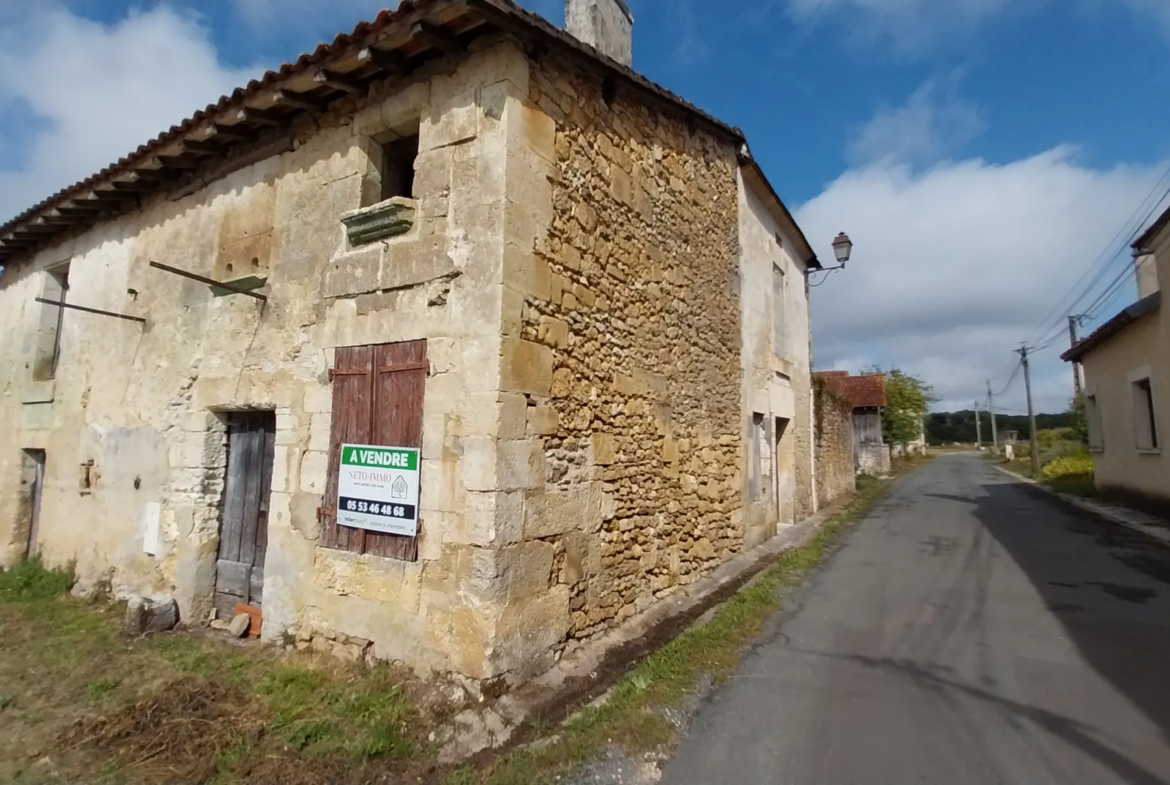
[{"left": 814, "top": 377, "right": 855, "bottom": 506}]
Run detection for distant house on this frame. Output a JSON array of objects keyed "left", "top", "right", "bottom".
[
  {"left": 814, "top": 372, "right": 889, "bottom": 475},
  {"left": 1064, "top": 206, "right": 1166, "bottom": 516}
]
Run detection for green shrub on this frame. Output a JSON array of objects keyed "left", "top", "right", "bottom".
[
  {"left": 0, "top": 557, "right": 75, "bottom": 602},
  {"left": 1042, "top": 452, "right": 1094, "bottom": 481}
]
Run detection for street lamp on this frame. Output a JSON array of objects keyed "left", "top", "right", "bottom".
[
  {"left": 809, "top": 232, "right": 854, "bottom": 286},
  {"left": 832, "top": 232, "right": 853, "bottom": 266}
]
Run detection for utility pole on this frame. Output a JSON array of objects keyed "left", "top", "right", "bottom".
[
  {"left": 987, "top": 380, "right": 999, "bottom": 455},
  {"left": 975, "top": 400, "right": 983, "bottom": 449},
  {"left": 1018, "top": 345, "right": 1041, "bottom": 478},
  {"left": 1068, "top": 315, "right": 1084, "bottom": 398}
]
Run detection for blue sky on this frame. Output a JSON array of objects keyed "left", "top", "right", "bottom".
[{"left": 2, "top": 0, "right": 1169, "bottom": 414}]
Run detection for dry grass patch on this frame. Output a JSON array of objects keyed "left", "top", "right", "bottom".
[{"left": 0, "top": 560, "right": 443, "bottom": 785}]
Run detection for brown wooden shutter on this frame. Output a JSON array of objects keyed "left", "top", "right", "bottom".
[
  {"left": 320, "top": 345, "right": 374, "bottom": 551},
  {"left": 366, "top": 340, "right": 428, "bottom": 561},
  {"left": 320, "top": 341, "right": 427, "bottom": 562}
]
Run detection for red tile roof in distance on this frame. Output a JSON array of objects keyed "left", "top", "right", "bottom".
[{"left": 815, "top": 372, "right": 887, "bottom": 408}]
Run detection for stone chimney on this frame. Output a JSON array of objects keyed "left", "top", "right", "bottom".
[
  {"left": 565, "top": 0, "right": 634, "bottom": 67},
  {"left": 1135, "top": 252, "right": 1160, "bottom": 299}
]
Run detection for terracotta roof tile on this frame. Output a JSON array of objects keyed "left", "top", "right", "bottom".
[
  {"left": 815, "top": 372, "right": 886, "bottom": 408},
  {"left": 0, "top": 0, "right": 819, "bottom": 269}
]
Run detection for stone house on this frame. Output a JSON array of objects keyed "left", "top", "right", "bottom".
[
  {"left": 0, "top": 0, "right": 823, "bottom": 683},
  {"left": 1064, "top": 206, "right": 1166, "bottom": 516}
]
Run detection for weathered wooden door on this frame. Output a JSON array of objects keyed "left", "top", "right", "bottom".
[
  {"left": 24, "top": 450, "right": 46, "bottom": 557},
  {"left": 215, "top": 412, "right": 275, "bottom": 620}
]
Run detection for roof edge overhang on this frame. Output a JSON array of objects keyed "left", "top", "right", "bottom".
[
  {"left": 737, "top": 146, "right": 821, "bottom": 270},
  {"left": 1062, "top": 291, "right": 1162, "bottom": 362},
  {"left": 0, "top": 0, "right": 748, "bottom": 267}
]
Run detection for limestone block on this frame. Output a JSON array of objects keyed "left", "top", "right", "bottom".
[
  {"left": 461, "top": 437, "right": 498, "bottom": 492},
  {"left": 498, "top": 394, "right": 528, "bottom": 440},
  {"left": 299, "top": 450, "right": 329, "bottom": 494},
  {"left": 500, "top": 339, "right": 553, "bottom": 396},
  {"left": 493, "top": 584, "right": 570, "bottom": 678},
  {"left": 511, "top": 96, "right": 556, "bottom": 163},
  {"left": 422, "top": 414, "right": 446, "bottom": 461},
  {"left": 382, "top": 236, "right": 457, "bottom": 291},
  {"left": 498, "top": 440, "right": 545, "bottom": 491},
  {"left": 414, "top": 148, "right": 454, "bottom": 199},
  {"left": 537, "top": 316, "right": 570, "bottom": 349},
  {"left": 313, "top": 550, "right": 422, "bottom": 608},
  {"left": 423, "top": 604, "right": 493, "bottom": 680},
  {"left": 422, "top": 84, "right": 479, "bottom": 153},
  {"left": 527, "top": 406, "right": 559, "bottom": 436},
  {"left": 524, "top": 482, "right": 604, "bottom": 539},
  {"left": 308, "top": 413, "right": 332, "bottom": 453},
  {"left": 452, "top": 491, "right": 524, "bottom": 546},
  {"left": 382, "top": 81, "right": 432, "bottom": 133},
  {"left": 502, "top": 247, "right": 551, "bottom": 301},
  {"left": 271, "top": 446, "right": 292, "bottom": 494},
  {"left": 428, "top": 337, "right": 460, "bottom": 374},
  {"left": 562, "top": 532, "right": 601, "bottom": 585},
  {"left": 421, "top": 458, "right": 459, "bottom": 515},
  {"left": 592, "top": 433, "right": 617, "bottom": 466},
  {"left": 323, "top": 245, "right": 381, "bottom": 300}
]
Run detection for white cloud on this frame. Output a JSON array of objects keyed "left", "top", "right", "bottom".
[
  {"left": 799, "top": 148, "right": 1161, "bottom": 413},
  {"left": 0, "top": 4, "right": 259, "bottom": 223},
  {"left": 1119, "top": 0, "right": 1170, "bottom": 34},
  {"left": 227, "top": 0, "right": 566, "bottom": 40},
  {"left": 787, "top": 0, "right": 1170, "bottom": 49},
  {"left": 848, "top": 76, "right": 985, "bottom": 166},
  {"left": 787, "top": 0, "right": 1019, "bottom": 50}
]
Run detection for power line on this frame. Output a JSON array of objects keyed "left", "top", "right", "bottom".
[
  {"left": 992, "top": 357, "right": 1024, "bottom": 398},
  {"left": 1027, "top": 165, "right": 1170, "bottom": 346}
]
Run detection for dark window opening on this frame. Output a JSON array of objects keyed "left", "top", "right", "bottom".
[
  {"left": 1136, "top": 378, "right": 1159, "bottom": 450},
  {"left": 380, "top": 134, "right": 420, "bottom": 201}
]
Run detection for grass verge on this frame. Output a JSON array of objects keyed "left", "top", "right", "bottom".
[
  {"left": 0, "top": 560, "right": 444, "bottom": 785},
  {"left": 989, "top": 455, "right": 1098, "bottom": 500},
  {"left": 453, "top": 469, "right": 913, "bottom": 785}
]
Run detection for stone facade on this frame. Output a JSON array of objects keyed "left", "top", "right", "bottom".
[
  {"left": 515, "top": 54, "right": 745, "bottom": 642},
  {"left": 0, "top": 24, "right": 819, "bottom": 684},
  {"left": 813, "top": 378, "right": 855, "bottom": 507}
]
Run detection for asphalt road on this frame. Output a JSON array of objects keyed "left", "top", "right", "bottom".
[{"left": 662, "top": 455, "right": 1170, "bottom": 785}]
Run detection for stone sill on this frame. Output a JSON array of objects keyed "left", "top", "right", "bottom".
[
  {"left": 1137, "top": 448, "right": 1163, "bottom": 456},
  {"left": 23, "top": 379, "right": 55, "bottom": 405},
  {"left": 1089, "top": 446, "right": 1105, "bottom": 454},
  {"left": 341, "top": 197, "right": 416, "bottom": 246}
]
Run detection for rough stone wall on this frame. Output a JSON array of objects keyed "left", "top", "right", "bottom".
[
  {"left": 813, "top": 378, "right": 855, "bottom": 506},
  {"left": 0, "top": 40, "right": 556, "bottom": 682},
  {"left": 516, "top": 54, "right": 744, "bottom": 643}
]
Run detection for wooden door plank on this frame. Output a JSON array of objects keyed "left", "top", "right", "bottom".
[
  {"left": 236, "top": 416, "right": 265, "bottom": 571},
  {"left": 253, "top": 413, "right": 275, "bottom": 574},
  {"left": 216, "top": 559, "right": 250, "bottom": 598},
  {"left": 219, "top": 416, "right": 249, "bottom": 563}
]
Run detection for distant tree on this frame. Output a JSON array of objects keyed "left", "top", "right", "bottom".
[{"left": 867, "top": 367, "right": 937, "bottom": 445}]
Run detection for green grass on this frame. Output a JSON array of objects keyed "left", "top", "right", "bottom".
[
  {"left": 0, "top": 557, "right": 74, "bottom": 602},
  {"left": 457, "top": 472, "right": 899, "bottom": 785},
  {"left": 0, "top": 558, "right": 429, "bottom": 785}
]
